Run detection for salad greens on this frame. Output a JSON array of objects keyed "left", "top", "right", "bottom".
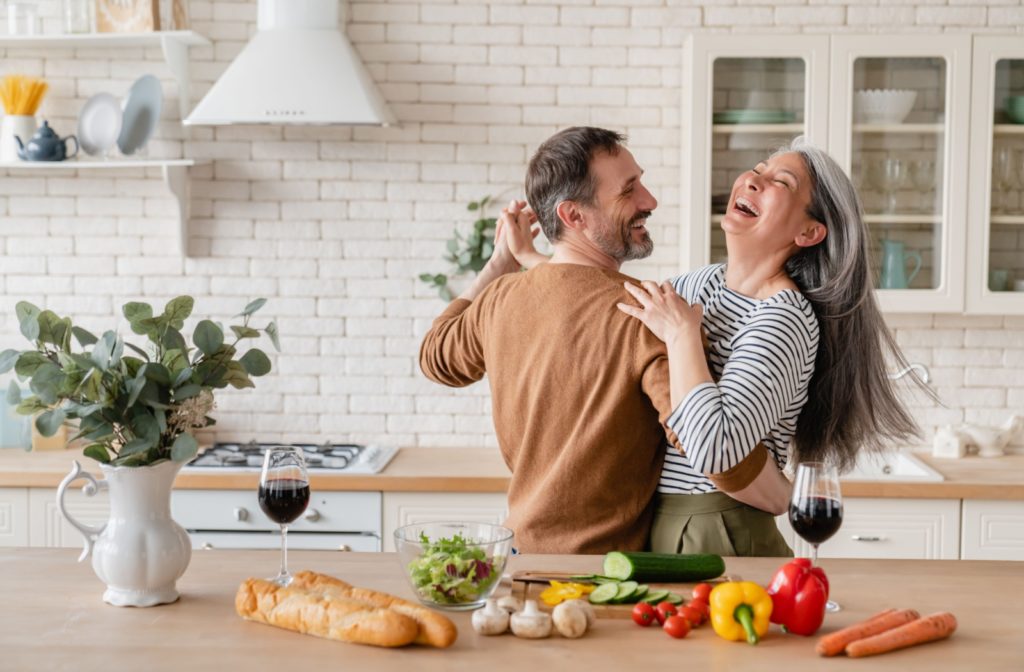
[{"left": 406, "top": 532, "right": 502, "bottom": 604}]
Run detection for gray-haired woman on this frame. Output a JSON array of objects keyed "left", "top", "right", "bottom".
[{"left": 614, "top": 137, "right": 923, "bottom": 555}]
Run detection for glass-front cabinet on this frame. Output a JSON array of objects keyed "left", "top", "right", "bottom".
[
  {"left": 967, "top": 37, "right": 1024, "bottom": 314},
  {"left": 684, "top": 34, "right": 978, "bottom": 314}
]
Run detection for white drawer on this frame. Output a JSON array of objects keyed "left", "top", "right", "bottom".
[
  {"left": 172, "top": 490, "right": 381, "bottom": 534},
  {"left": 961, "top": 500, "right": 1024, "bottom": 561},
  {"left": 778, "top": 498, "right": 960, "bottom": 560}
]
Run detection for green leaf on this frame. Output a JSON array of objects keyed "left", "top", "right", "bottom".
[
  {"left": 143, "top": 363, "right": 171, "bottom": 386},
  {"left": 193, "top": 320, "right": 224, "bottom": 356},
  {"left": 35, "top": 408, "right": 67, "bottom": 437},
  {"left": 16, "top": 301, "right": 41, "bottom": 341},
  {"left": 126, "top": 371, "right": 147, "bottom": 408},
  {"left": 135, "top": 317, "right": 163, "bottom": 341},
  {"left": 91, "top": 331, "right": 118, "bottom": 371},
  {"left": 6, "top": 380, "right": 22, "bottom": 405},
  {"left": 239, "top": 349, "right": 272, "bottom": 376},
  {"left": 83, "top": 444, "right": 111, "bottom": 464},
  {"left": 223, "top": 361, "right": 254, "bottom": 389},
  {"left": 162, "top": 327, "right": 187, "bottom": 352},
  {"left": 113, "top": 451, "right": 151, "bottom": 467},
  {"left": 171, "top": 432, "right": 199, "bottom": 463},
  {"left": 15, "top": 396, "right": 48, "bottom": 415},
  {"left": 120, "top": 437, "right": 153, "bottom": 456},
  {"left": 174, "top": 383, "right": 201, "bottom": 400},
  {"left": 265, "top": 320, "right": 281, "bottom": 352},
  {"left": 15, "top": 351, "right": 49, "bottom": 377},
  {"left": 173, "top": 366, "right": 193, "bottom": 387},
  {"left": 30, "top": 363, "right": 64, "bottom": 404},
  {"left": 162, "top": 296, "right": 195, "bottom": 329},
  {"left": 230, "top": 325, "right": 261, "bottom": 339},
  {"left": 162, "top": 348, "right": 188, "bottom": 374},
  {"left": 446, "top": 238, "right": 458, "bottom": 253},
  {"left": 467, "top": 201, "right": 479, "bottom": 211},
  {"left": 238, "top": 298, "right": 267, "bottom": 317},
  {"left": 63, "top": 400, "right": 103, "bottom": 417},
  {"left": 122, "top": 302, "right": 154, "bottom": 332},
  {"left": 0, "top": 349, "right": 20, "bottom": 374},
  {"left": 72, "top": 326, "right": 99, "bottom": 347},
  {"left": 124, "top": 341, "right": 150, "bottom": 361}
]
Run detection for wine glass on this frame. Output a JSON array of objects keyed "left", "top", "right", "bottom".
[
  {"left": 992, "top": 146, "right": 1016, "bottom": 215},
  {"left": 875, "top": 155, "right": 908, "bottom": 214},
  {"left": 789, "top": 462, "right": 843, "bottom": 612},
  {"left": 258, "top": 446, "right": 310, "bottom": 586},
  {"left": 909, "top": 159, "right": 936, "bottom": 214}
]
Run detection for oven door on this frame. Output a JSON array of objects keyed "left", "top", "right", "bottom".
[{"left": 189, "top": 531, "right": 380, "bottom": 552}]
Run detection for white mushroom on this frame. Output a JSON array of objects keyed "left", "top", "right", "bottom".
[
  {"left": 510, "top": 600, "right": 552, "bottom": 639},
  {"left": 496, "top": 595, "right": 523, "bottom": 614},
  {"left": 471, "top": 598, "right": 510, "bottom": 636},
  {"left": 552, "top": 600, "right": 589, "bottom": 638},
  {"left": 562, "top": 598, "right": 596, "bottom": 629}
]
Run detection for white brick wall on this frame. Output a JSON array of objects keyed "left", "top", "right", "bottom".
[{"left": 2, "top": 1, "right": 1024, "bottom": 453}]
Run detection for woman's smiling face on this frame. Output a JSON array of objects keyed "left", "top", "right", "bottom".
[{"left": 722, "top": 152, "right": 820, "bottom": 251}]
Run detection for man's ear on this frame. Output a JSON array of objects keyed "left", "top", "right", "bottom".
[
  {"left": 795, "top": 222, "right": 827, "bottom": 248},
  {"left": 556, "top": 200, "right": 586, "bottom": 232}
]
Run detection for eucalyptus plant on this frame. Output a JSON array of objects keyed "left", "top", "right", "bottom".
[
  {"left": 420, "top": 195, "right": 497, "bottom": 301},
  {"left": 0, "top": 296, "right": 279, "bottom": 467}
]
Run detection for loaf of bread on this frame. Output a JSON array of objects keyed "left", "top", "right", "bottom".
[
  {"left": 235, "top": 577, "right": 420, "bottom": 648},
  {"left": 291, "top": 570, "right": 458, "bottom": 648}
]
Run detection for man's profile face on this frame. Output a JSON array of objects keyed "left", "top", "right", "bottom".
[{"left": 582, "top": 147, "right": 657, "bottom": 262}]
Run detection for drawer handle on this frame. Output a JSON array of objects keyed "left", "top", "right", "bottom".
[
  {"left": 337, "top": 544, "right": 352, "bottom": 552},
  {"left": 304, "top": 508, "right": 321, "bottom": 522},
  {"left": 233, "top": 507, "right": 249, "bottom": 522},
  {"left": 851, "top": 535, "right": 883, "bottom": 542},
  {"left": 202, "top": 542, "right": 215, "bottom": 550}
]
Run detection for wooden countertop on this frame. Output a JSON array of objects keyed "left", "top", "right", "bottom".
[
  {"left": 2, "top": 447, "right": 1024, "bottom": 499},
  {"left": 2, "top": 548, "right": 1020, "bottom": 671}
]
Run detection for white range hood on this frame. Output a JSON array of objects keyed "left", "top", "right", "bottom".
[{"left": 184, "top": 0, "right": 395, "bottom": 126}]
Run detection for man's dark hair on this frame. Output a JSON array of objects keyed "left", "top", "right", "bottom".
[{"left": 525, "top": 126, "right": 626, "bottom": 242}]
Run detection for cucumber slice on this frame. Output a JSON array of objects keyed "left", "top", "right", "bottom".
[
  {"left": 642, "top": 589, "right": 670, "bottom": 604},
  {"left": 665, "top": 592, "right": 684, "bottom": 605},
  {"left": 588, "top": 582, "right": 620, "bottom": 604},
  {"left": 632, "top": 585, "right": 650, "bottom": 601},
  {"left": 612, "top": 580, "right": 639, "bottom": 603}
]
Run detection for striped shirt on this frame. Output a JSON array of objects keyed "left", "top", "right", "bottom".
[{"left": 658, "top": 264, "right": 819, "bottom": 494}]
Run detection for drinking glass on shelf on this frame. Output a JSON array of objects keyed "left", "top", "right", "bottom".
[
  {"left": 875, "top": 155, "right": 908, "bottom": 214},
  {"left": 789, "top": 462, "right": 843, "bottom": 612},
  {"left": 992, "top": 146, "right": 1016, "bottom": 215},
  {"left": 258, "top": 446, "right": 310, "bottom": 586},
  {"left": 909, "top": 159, "right": 936, "bottom": 214}
]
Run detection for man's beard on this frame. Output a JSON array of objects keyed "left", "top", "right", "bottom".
[{"left": 593, "top": 211, "right": 654, "bottom": 262}]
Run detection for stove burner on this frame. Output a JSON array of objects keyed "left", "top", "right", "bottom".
[{"left": 185, "top": 441, "right": 398, "bottom": 474}]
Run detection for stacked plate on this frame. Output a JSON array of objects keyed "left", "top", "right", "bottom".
[
  {"left": 77, "top": 74, "right": 163, "bottom": 157},
  {"left": 713, "top": 109, "right": 796, "bottom": 124}
]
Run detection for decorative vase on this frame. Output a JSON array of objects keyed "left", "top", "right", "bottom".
[{"left": 56, "top": 459, "right": 192, "bottom": 607}]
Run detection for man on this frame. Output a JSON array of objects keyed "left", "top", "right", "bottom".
[{"left": 419, "top": 127, "right": 762, "bottom": 553}]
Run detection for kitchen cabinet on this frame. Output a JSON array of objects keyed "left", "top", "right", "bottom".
[
  {"left": 777, "top": 497, "right": 961, "bottom": 560},
  {"left": 966, "top": 37, "right": 1024, "bottom": 314},
  {"left": 684, "top": 34, "right": 978, "bottom": 313},
  {"left": 0, "top": 487, "right": 29, "bottom": 547},
  {"left": 28, "top": 486, "right": 109, "bottom": 548},
  {"left": 960, "top": 499, "right": 1024, "bottom": 560},
  {"left": 381, "top": 492, "right": 508, "bottom": 552}
]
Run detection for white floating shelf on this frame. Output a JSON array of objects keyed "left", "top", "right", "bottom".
[
  {"left": 712, "top": 123, "right": 805, "bottom": 134},
  {"left": 993, "top": 124, "right": 1024, "bottom": 135},
  {"left": 0, "top": 158, "right": 209, "bottom": 254},
  {"left": 0, "top": 30, "right": 209, "bottom": 119},
  {"left": 853, "top": 123, "right": 944, "bottom": 134}
]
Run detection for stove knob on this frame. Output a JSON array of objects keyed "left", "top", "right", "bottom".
[
  {"left": 233, "top": 507, "right": 249, "bottom": 522},
  {"left": 304, "top": 508, "right": 321, "bottom": 522},
  {"left": 337, "top": 544, "right": 352, "bottom": 552}
]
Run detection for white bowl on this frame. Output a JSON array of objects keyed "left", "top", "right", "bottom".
[{"left": 854, "top": 89, "right": 917, "bottom": 124}]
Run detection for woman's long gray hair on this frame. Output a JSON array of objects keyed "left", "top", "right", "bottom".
[{"left": 775, "top": 137, "right": 926, "bottom": 470}]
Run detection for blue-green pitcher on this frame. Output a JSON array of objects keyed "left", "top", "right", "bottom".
[{"left": 879, "top": 239, "right": 922, "bottom": 289}]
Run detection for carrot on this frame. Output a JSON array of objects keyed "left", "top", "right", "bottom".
[
  {"left": 815, "top": 608, "right": 920, "bottom": 657},
  {"left": 845, "top": 612, "right": 958, "bottom": 658}
]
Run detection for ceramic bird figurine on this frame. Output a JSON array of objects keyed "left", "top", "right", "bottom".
[{"left": 950, "top": 414, "right": 1023, "bottom": 458}]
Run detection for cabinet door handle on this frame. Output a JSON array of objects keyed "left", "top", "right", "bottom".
[
  {"left": 337, "top": 544, "right": 352, "bottom": 552},
  {"left": 851, "top": 535, "right": 883, "bottom": 542},
  {"left": 233, "top": 507, "right": 249, "bottom": 522},
  {"left": 304, "top": 508, "right": 321, "bottom": 522},
  {"left": 201, "top": 542, "right": 215, "bottom": 550}
]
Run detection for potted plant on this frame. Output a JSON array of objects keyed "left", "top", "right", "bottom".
[{"left": 0, "top": 296, "right": 278, "bottom": 606}]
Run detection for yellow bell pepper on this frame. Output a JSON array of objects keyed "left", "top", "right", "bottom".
[
  {"left": 709, "top": 581, "right": 773, "bottom": 645},
  {"left": 539, "top": 581, "right": 595, "bottom": 606}
]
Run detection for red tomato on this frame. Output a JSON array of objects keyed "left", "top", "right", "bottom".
[
  {"left": 692, "top": 583, "right": 713, "bottom": 603},
  {"left": 678, "top": 604, "right": 703, "bottom": 627},
  {"left": 632, "top": 602, "right": 656, "bottom": 627},
  {"left": 654, "top": 601, "right": 677, "bottom": 625},
  {"left": 663, "top": 614, "right": 691, "bottom": 639},
  {"left": 689, "top": 599, "right": 710, "bottom": 624}
]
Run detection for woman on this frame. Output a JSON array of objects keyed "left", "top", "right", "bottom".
[{"left": 505, "top": 137, "right": 924, "bottom": 556}]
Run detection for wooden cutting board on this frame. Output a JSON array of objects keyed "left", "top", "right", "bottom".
[{"left": 508, "top": 570, "right": 741, "bottom": 620}]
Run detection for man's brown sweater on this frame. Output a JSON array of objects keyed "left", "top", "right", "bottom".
[{"left": 419, "top": 263, "right": 684, "bottom": 553}]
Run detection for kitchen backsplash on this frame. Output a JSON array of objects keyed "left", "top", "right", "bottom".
[{"left": 1, "top": 2, "right": 1023, "bottom": 451}]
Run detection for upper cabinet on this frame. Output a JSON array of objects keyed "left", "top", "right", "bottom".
[
  {"left": 967, "top": 37, "right": 1024, "bottom": 314},
  {"left": 684, "top": 34, "right": 1020, "bottom": 315}
]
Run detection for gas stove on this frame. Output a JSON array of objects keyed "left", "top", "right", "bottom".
[{"left": 184, "top": 441, "right": 399, "bottom": 474}]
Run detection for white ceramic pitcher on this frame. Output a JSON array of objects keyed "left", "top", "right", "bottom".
[{"left": 57, "top": 459, "right": 192, "bottom": 607}]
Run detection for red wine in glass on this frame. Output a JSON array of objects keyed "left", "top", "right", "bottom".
[
  {"left": 790, "top": 462, "right": 843, "bottom": 612},
  {"left": 259, "top": 447, "right": 309, "bottom": 585}
]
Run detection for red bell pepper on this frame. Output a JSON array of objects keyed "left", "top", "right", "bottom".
[{"left": 766, "top": 558, "right": 829, "bottom": 636}]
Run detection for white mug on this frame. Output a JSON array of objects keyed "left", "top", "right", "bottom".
[{"left": 0, "top": 115, "right": 36, "bottom": 163}]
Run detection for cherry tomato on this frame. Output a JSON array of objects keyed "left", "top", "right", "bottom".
[
  {"left": 688, "top": 598, "right": 710, "bottom": 624},
  {"left": 654, "top": 601, "right": 678, "bottom": 626},
  {"left": 692, "top": 583, "right": 713, "bottom": 603},
  {"left": 632, "top": 602, "right": 656, "bottom": 627},
  {"left": 678, "top": 604, "right": 703, "bottom": 627},
  {"left": 663, "top": 614, "right": 691, "bottom": 639}
]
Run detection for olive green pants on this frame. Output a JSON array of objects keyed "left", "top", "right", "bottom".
[{"left": 649, "top": 491, "right": 793, "bottom": 557}]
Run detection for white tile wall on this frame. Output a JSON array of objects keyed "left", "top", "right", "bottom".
[{"left": 2, "top": 2, "right": 1023, "bottom": 452}]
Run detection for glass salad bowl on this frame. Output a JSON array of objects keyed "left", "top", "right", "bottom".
[{"left": 394, "top": 521, "right": 513, "bottom": 610}]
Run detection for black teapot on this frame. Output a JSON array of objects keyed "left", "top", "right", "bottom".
[{"left": 15, "top": 121, "right": 79, "bottom": 161}]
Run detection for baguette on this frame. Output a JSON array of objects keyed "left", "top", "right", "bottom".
[
  {"left": 291, "top": 570, "right": 458, "bottom": 648},
  {"left": 235, "top": 577, "right": 419, "bottom": 648}
]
